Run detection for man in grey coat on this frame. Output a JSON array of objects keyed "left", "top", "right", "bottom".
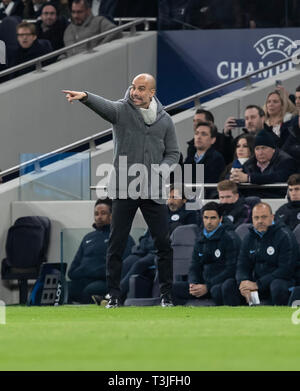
[
  {"left": 62, "top": 73, "right": 180, "bottom": 307},
  {"left": 63, "top": 0, "right": 122, "bottom": 56}
]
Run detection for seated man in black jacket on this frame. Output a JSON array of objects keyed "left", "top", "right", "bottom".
[
  {"left": 36, "top": 2, "right": 69, "bottom": 51},
  {"left": 68, "top": 198, "right": 134, "bottom": 304},
  {"left": 233, "top": 202, "right": 298, "bottom": 305},
  {"left": 184, "top": 121, "right": 225, "bottom": 198},
  {"left": 172, "top": 202, "right": 241, "bottom": 306},
  {"left": 275, "top": 174, "right": 300, "bottom": 230},
  {"left": 230, "top": 129, "right": 297, "bottom": 198},
  {"left": 9, "top": 21, "right": 53, "bottom": 77},
  {"left": 186, "top": 109, "right": 233, "bottom": 165},
  {"left": 282, "top": 86, "right": 300, "bottom": 168}
]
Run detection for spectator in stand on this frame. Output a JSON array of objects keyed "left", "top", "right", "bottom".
[
  {"left": 172, "top": 201, "right": 241, "bottom": 306},
  {"left": 22, "top": 0, "right": 46, "bottom": 19},
  {"left": 0, "top": 0, "right": 23, "bottom": 20},
  {"left": 275, "top": 174, "right": 300, "bottom": 231},
  {"left": 282, "top": 86, "right": 300, "bottom": 168},
  {"left": 230, "top": 129, "right": 297, "bottom": 198},
  {"left": 220, "top": 133, "right": 254, "bottom": 180},
  {"left": 36, "top": 3, "right": 68, "bottom": 51},
  {"left": 9, "top": 22, "right": 53, "bottom": 77},
  {"left": 68, "top": 198, "right": 134, "bottom": 304},
  {"left": 223, "top": 105, "right": 280, "bottom": 161},
  {"left": 187, "top": 108, "right": 233, "bottom": 165},
  {"left": 63, "top": 0, "right": 122, "bottom": 56},
  {"left": 263, "top": 88, "right": 297, "bottom": 144},
  {"left": 184, "top": 121, "right": 225, "bottom": 197},
  {"left": 233, "top": 202, "right": 298, "bottom": 306}
]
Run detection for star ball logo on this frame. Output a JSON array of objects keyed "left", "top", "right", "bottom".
[
  {"left": 0, "top": 40, "right": 6, "bottom": 64},
  {"left": 217, "top": 34, "right": 300, "bottom": 80}
]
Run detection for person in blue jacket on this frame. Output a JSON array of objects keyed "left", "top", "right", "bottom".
[
  {"left": 172, "top": 201, "right": 241, "bottom": 306},
  {"left": 67, "top": 198, "right": 134, "bottom": 304},
  {"left": 234, "top": 202, "right": 298, "bottom": 305}
]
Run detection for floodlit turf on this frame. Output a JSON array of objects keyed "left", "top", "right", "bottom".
[{"left": 0, "top": 305, "right": 300, "bottom": 371}]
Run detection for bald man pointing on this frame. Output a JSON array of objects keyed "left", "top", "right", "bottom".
[{"left": 62, "top": 74, "right": 180, "bottom": 308}]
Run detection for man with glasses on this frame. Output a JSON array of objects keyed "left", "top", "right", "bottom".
[
  {"left": 9, "top": 21, "right": 52, "bottom": 77},
  {"left": 36, "top": 2, "right": 68, "bottom": 51},
  {"left": 63, "top": 0, "right": 122, "bottom": 56}
]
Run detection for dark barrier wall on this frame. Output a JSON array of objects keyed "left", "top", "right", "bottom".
[{"left": 157, "top": 28, "right": 300, "bottom": 105}]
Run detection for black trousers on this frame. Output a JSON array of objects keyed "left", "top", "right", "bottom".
[
  {"left": 106, "top": 199, "right": 173, "bottom": 298},
  {"left": 172, "top": 278, "right": 240, "bottom": 306}
]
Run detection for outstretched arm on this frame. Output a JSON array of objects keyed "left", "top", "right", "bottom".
[{"left": 62, "top": 90, "right": 87, "bottom": 103}]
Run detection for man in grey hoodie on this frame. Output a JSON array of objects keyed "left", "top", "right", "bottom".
[{"left": 62, "top": 73, "right": 180, "bottom": 307}]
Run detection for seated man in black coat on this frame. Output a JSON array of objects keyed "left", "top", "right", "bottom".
[
  {"left": 275, "top": 174, "right": 300, "bottom": 231},
  {"left": 172, "top": 202, "right": 241, "bottom": 306},
  {"left": 68, "top": 198, "right": 134, "bottom": 304},
  {"left": 186, "top": 108, "right": 234, "bottom": 165},
  {"left": 281, "top": 86, "right": 300, "bottom": 168},
  {"left": 184, "top": 121, "right": 225, "bottom": 198},
  {"left": 9, "top": 21, "right": 53, "bottom": 77},
  {"left": 36, "top": 2, "right": 69, "bottom": 51},
  {"left": 230, "top": 129, "right": 297, "bottom": 198},
  {"left": 0, "top": 0, "right": 23, "bottom": 20},
  {"left": 232, "top": 202, "right": 299, "bottom": 306}
]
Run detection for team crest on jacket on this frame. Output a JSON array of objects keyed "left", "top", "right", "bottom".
[
  {"left": 297, "top": 213, "right": 300, "bottom": 220},
  {"left": 171, "top": 214, "right": 180, "bottom": 221},
  {"left": 215, "top": 249, "right": 221, "bottom": 258},
  {"left": 227, "top": 215, "right": 234, "bottom": 222},
  {"left": 267, "top": 246, "right": 275, "bottom": 255}
]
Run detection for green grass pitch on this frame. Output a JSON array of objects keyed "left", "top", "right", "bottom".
[{"left": 0, "top": 305, "right": 300, "bottom": 371}]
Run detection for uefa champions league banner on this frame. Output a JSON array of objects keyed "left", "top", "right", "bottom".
[{"left": 157, "top": 28, "right": 300, "bottom": 106}]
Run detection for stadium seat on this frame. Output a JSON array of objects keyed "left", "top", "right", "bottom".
[
  {"left": 235, "top": 223, "right": 251, "bottom": 241},
  {"left": 1, "top": 216, "right": 51, "bottom": 304}
]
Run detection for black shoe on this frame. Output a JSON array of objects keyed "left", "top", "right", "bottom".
[
  {"left": 91, "top": 295, "right": 103, "bottom": 306},
  {"left": 105, "top": 297, "right": 119, "bottom": 308},
  {"left": 161, "top": 294, "right": 174, "bottom": 307}
]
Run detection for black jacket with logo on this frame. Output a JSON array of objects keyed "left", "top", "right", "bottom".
[
  {"left": 274, "top": 201, "right": 300, "bottom": 231},
  {"left": 236, "top": 221, "right": 298, "bottom": 291},
  {"left": 189, "top": 224, "right": 241, "bottom": 290}
]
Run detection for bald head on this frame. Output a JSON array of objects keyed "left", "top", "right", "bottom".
[
  {"left": 130, "top": 73, "right": 156, "bottom": 108},
  {"left": 252, "top": 202, "right": 274, "bottom": 233}
]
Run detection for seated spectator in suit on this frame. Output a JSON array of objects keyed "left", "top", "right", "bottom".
[
  {"left": 172, "top": 202, "right": 241, "bottom": 306},
  {"left": 22, "top": 0, "right": 46, "bottom": 19},
  {"left": 230, "top": 129, "right": 297, "bottom": 198},
  {"left": 117, "top": 184, "right": 197, "bottom": 302},
  {"left": 63, "top": 0, "right": 122, "bottom": 56},
  {"left": 263, "top": 88, "right": 297, "bottom": 144},
  {"left": 233, "top": 202, "right": 298, "bottom": 306},
  {"left": 186, "top": 109, "right": 233, "bottom": 165},
  {"left": 217, "top": 180, "right": 259, "bottom": 230},
  {"left": 223, "top": 105, "right": 280, "bottom": 159},
  {"left": 36, "top": 2, "right": 69, "bottom": 51},
  {"left": 282, "top": 85, "right": 300, "bottom": 168},
  {"left": 0, "top": 0, "right": 23, "bottom": 20},
  {"left": 184, "top": 121, "right": 225, "bottom": 198},
  {"left": 220, "top": 133, "right": 254, "bottom": 180},
  {"left": 9, "top": 22, "right": 53, "bottom": 77},
  {"left": 68, "top": 198, "right": 134, "bottom": 304},
  {"left": 275, "top": 174, "right": 300, "bottom": 231}
]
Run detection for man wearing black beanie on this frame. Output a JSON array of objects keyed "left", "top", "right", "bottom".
[{"left": 230, "top": 129, "right": 297, "bottom": 198}]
